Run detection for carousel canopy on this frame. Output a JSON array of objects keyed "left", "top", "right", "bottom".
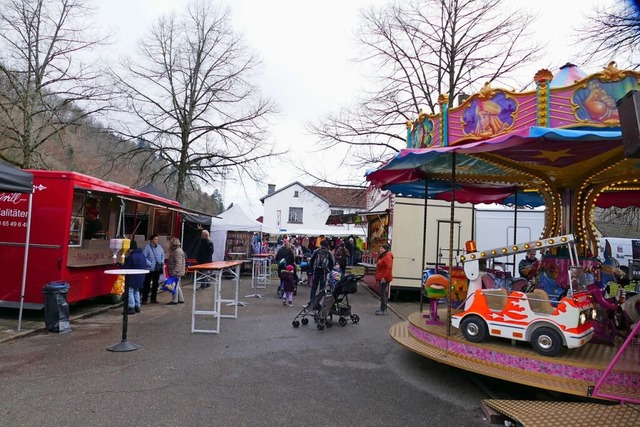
[{"left": 367, "top": 126, "right": 640, "bottom": 208}]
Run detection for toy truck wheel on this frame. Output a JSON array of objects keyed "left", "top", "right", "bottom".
[
  {"left": 531, "top": 327, "right": 563, "bottom": 357},
  {"left": 460, "top": 316, "right": 488, "bottom": 343}
]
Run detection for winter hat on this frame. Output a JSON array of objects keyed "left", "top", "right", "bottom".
[{"left": 285, "top": 264, "right": 294, "bottom": 272}]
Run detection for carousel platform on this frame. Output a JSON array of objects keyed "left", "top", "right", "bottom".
[{"left": 390, "top": 309, "right": 639, "bottom": 402}]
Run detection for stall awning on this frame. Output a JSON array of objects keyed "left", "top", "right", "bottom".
[
  {"left": 325, "top": 210, "right": 390, "bottom": 225},
  {"left": 73, "top": 186, "right": 216, "bottom": 218},
  {"left": 0, "top": 164, "right": 33, "bottom": 193}
]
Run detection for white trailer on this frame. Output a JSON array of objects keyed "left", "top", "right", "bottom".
[
  {"left": 473, "top": 204, "right": 545, "bottom": 276},
  {"left": 388, "top": 197, "right": 474, "bottom": 290}
]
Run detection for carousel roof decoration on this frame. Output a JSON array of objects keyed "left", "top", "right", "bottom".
[{"left": 367, "top": 62, "right": 640, "bottom": 256}]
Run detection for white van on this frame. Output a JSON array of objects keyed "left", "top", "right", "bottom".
[{"left": 599, "top": 237, "right": 640, "bottom": 274}]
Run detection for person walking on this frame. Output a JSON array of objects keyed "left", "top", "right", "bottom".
[
  {"left": 275, "top": 240, "right": 295, "bottom": 299},
  {"left": 334, "top": 242, "right": 350, "bottom": 276},
  {"left": 167, "top": 237, "right": 186, "bottom": 305},
  {"left": 196, "top": 229, "right": 214, "bottom": 289},
  {"left": 142, "top": 234, "right": 165, "bottom": 304},
  {"left": 375, "top": 243, "right": 394, "bottom": 315},
  {"left": 308, "top": 239, "right": 335, "bottom": 301},
  {"left": 281, "top": 264, "right": 296, "bottom": 306},
  {"left": 123, "top": 240, "right": 146, "bottom": 314},
  {"left": 345, "top": 237, "right": 355, "bottom": 266}
]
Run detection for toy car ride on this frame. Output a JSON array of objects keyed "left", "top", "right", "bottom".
[{"left": 451, "top": 235, "right": 596, "bottom": 357}]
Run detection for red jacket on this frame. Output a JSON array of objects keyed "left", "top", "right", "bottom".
[{"left": 375, "top": 250, "right": 394, "bottom": 282}]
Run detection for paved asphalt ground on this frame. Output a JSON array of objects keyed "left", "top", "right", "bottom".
[{"left": 0, "top": 277, "right": 496, "bottom": 426}]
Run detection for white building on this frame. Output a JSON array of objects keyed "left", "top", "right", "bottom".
[{"left": 260, "top": 182, "right": 367, "bottom": 236}]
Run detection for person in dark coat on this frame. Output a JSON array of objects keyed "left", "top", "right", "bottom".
[
  {"left": 124, "top": 240, "right": 147, "bottom": 314},
  {"left": 275, "top": 240, "right": 295, "bottom": 298},
  {"left": 196, "top": 229, "right": 214, "bottom": 289},
  {"left": 308, "top": 239, "right": 335, "bottom": 301}
]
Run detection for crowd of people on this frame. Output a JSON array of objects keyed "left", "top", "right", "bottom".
[
  {"left": 120, "top": 230, "right": 393, "bottom": 318},
  {"left": 272, "top": 234, "right": 393, "bottom": 315},
  {"left": 121, "top": 233, "right": 204, "bottom": 314}
]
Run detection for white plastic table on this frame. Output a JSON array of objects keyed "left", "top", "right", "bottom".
[
  {"left": 190, "top": 261, "right": 244, "bottom": 334},
  {"left": 247, "top": 254, "right": 272, "bottom": 298},
  {"left": 104, "top": 268, "right": 149, "bottom": 352}
]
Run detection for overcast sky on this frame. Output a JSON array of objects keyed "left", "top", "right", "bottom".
[{"left": 97, "top": 0, "right": 609, "bottom": 218}]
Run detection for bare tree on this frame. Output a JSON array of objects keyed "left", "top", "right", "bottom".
[
  {"left": 0, "top": 0, "right": 112, "bottom": 168},
  {"left": 577, "top": 0, "right": 640, "bottom": 67},
  {"left": 109, "top": 0, "right": 279, "bottom": 204},
  {"left": 308, "top": 0, "right": 541, "bottom": 175}
]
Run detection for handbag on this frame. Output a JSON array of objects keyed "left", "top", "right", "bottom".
[
  {"left": 151, "top": 247, "right": 163, "bottom": 272},
  {"left": 162, "top": 276, "right": 178, "bottom": 294}
]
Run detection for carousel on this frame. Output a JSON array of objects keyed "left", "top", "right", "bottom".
[{"left": 366, "top": 62, "right": 640, "bottom": 416}]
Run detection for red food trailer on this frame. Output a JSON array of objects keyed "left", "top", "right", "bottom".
[{"left": 0, "top": 170, "right": 195, "bottom": 309}]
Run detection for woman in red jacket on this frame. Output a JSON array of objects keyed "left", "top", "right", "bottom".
[{"left": 375, "top": 243, "right": 394, "bottom": 315}]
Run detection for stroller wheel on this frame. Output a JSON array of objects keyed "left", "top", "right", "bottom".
[
  {"left": 317, "top": 323, "right": 324, "bottom": 331},
  {"left": 339, "top": 317, "right": 347, "bottom": 326},
  {"left": 326, "top": 320, "right": 333, "bottom": 328},
  {"left": 292, "top": 320, "right": 300, "bottom": 328},
  {"left": 301, "top": 318, "right": 309, "bottom": 325},
  {"left": 351, "top": 314, "right": 360, "bottom": 324}
]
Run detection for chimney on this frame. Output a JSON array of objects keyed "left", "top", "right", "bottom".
[
  {"left": 457, "top": 93, "right": 469, "bottom": 106},
  {"left": 267, "top": 184, "right": 276, "bottom": 195}
]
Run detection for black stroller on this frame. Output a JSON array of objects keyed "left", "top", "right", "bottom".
[{"left": 292, "top": 274, "right": 362, "bottom": 330}]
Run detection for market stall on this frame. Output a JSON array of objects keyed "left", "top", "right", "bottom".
[
  {"left": 0, "top": 170, "right": 209, "bottom": 311},
  {"left": 210, "top": 204, "right": 262, "bottom": 262}
]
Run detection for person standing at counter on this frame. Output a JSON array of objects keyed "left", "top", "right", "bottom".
[
  {"left": 142, "top": 234, "right": 165, "bottom": 304},
  {"left": 375, "top": 243, "right": 394, "bottom": 316},
  {"left": 196, "top": 229, "right": 214, "bottom": 289},
  {"left": 167, "top": 237, "right": 186, "bottom": 305},
  {"left": 123, "top": 240, "right": 146, "bottom": 314},
  {"left": 84, "top": 206, "right": 104, "bottom": 239}
]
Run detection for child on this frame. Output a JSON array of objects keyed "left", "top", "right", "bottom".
[
  {"left": 281, "top": 264, "right": 296, "bottom": 306},
  {"left": 328, "top": 264, "right": 343, "bottom": 290}
]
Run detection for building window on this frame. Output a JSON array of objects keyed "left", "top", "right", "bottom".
[
  {"left": 288, "top": 207, "right": 303, "bottom": 224},
  {"left": 294, "top": 191, "right": 299, "bottom": 197},
  {"left": 330, "top": 209, "right": 344, "bottom": 216}
]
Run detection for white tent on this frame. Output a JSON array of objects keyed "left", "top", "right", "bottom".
[{"left": 210, "top": 205, "right": 262, "bottom": 261}]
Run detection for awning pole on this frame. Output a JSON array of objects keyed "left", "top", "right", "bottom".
[
  {"left": 419, "top": 178, "right": 428, "bottom": 312},
  {"left": 17, "top": 192, "right": 34, "bottom": 332},
  {"left": 512, "top": 189, "right": 519, "bottom": 276},
  {"left": 447, "top": 152, "right": 456, "bottom": 337}
]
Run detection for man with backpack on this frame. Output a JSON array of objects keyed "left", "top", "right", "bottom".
[{"left": 308, "top": 239, "right": 335, "bottom": 301}]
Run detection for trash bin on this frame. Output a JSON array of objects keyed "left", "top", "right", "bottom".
[{"left": 42, "top": 281, "right": 71, "bottom": 333}]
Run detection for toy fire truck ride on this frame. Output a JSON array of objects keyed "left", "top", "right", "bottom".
[{"left": 451, "top": 235, "right": 596, "bottom": 357}]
